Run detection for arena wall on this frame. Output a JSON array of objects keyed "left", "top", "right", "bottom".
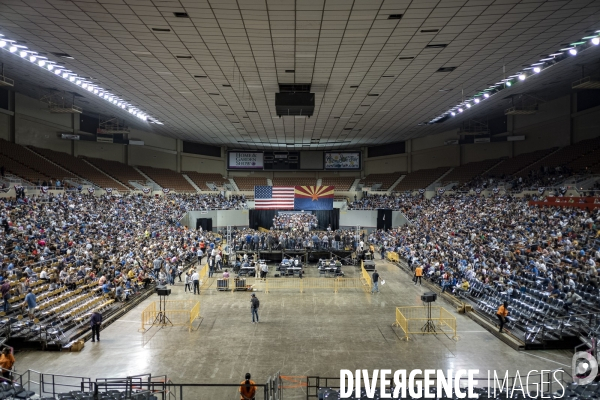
[{"left": 2, "top": 90, "right": 599, "bottom": 180}]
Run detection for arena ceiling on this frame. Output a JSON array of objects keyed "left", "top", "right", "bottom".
[{"left": 1, "top": 0, "right": 600, "bottom": 150}]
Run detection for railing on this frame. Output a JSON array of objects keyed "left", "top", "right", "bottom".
[
  {"left": 264, "top": 277, "right": 368, "bottom": 294},
  {"left": 535, "top": 312, "right": 599, "bottom": 347}
]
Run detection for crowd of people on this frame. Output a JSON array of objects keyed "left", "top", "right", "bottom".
[
  {"left": 368, "top": 193, "right": 600, "bottom": 305},
  {"left": 0, "top": 192, "right": 225, "bottom": 314},
  {"left": 228, "top": 227, "right": 359, "bottom": 251},
  {"left": 271, "top": 213, "right": 318, "bottom": 230}
]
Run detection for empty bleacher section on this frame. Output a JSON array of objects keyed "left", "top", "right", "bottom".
[
  {"left": 393, "top": 167, "right": 449, "bottom": 192},
  {"left": 517, "top": 137, "right": 600, "bottom": 177},
  {"left": 28, "top": 146, "right": 128, "bottom": 190},
  {"left": 485, "top": 147, "right": 557, "bottom": 177},
  {"left": 441, "top": 158, "right": 503, "bottom": 186},
  {"left": 569, "top": 147, "right": 600, "bottom": 173},
  {"left": 360, "top": 172, "right": 404, "bottom": 190},
  {"left": 83, "top": 157, "right": 147, "bottom": 190},
  {"left": 271, "top": 177, "right": 316, "bottom": 187},
  {"left": 320, "top": 176, "right": 355, "bottom": 191},
  {"left": 0, "top": 139, "right": 75, "bottom": 185},
  {"left": 184, "top": 171, "right": 226, "bottom": 191},
  {"left": 138, "top": 166, "right": 196, "bottom": 192},
  {"left": 233, "top": 176, "right": 268, "bottom": 191}
]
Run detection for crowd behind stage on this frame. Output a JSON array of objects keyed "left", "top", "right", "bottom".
[
  {"left": 272, "top": 213, "right": 318, "bottom": 231},
  {"left": 371, "top": 194, "right": 600, "bottom": 300}
]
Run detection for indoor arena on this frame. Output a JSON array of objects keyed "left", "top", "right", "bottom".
[{"left": 0, "top": 0, "right": 599, "bottom": 399}]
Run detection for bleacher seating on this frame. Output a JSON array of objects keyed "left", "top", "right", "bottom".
[
  {"left": 138, "top": 166, "right": 196, "bottom": 192},
  {"left": 83, "top": 157, "right": 146, "bottom": 189},
  {"left": 485, "top": 148, "right": 557, "bottom": 177},
  {"left": 393, "top": 167, "right": 449, "bottom": 191},
  {"left": 320, "top": 177, "right": 355, "bottom": 191},
  {"left": 233, "top": 176, "right": 268, "bottom": 191},
  {"left": 28, "top": 146, "right": 128, "bottom": 190},
  {"left": 518, "top": 138, "right": 600, "bottom": 177},
  {"left": 0, "top": 139, "right": 75, "bottom": 184},
  {"left": 271, "top": 178, "right": 316, "bottom": 187},
  {"left": 441, "top": 158, "right": 503, "bottom": 186},
  {"left": 184, "top": 171, "right": 227, "bottom": 191},
  {"left": 0, "top": 154, "right": 47, "bottom": 185},
  {"left": 360, "top": 172, "right": 404, "bottom": 190}
]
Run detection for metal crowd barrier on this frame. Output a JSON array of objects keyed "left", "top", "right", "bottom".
[{"left": 392, "top": 306, "right": 458, "bottom": 341}]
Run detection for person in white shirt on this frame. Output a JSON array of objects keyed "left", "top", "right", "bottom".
[
  {"left": 191, "top": 270, "right": 200, "bottom": 294},
  {"left": 260, "top": 263, "right": 268, "bottom": 280}
]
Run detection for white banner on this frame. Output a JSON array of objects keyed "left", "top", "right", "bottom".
[
  {"left": 228, "top": 152, "right": 264, "bottom": 169},
  {"left": 324, "top": 152, "right": 361, "bottom": 169}
]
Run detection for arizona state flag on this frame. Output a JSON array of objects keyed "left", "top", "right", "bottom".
[{"left": 294, "top": 186, "right": 334, "bottom": 210}]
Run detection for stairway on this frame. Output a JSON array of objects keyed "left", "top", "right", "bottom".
[
  {"left": 24, "top": 146, "right": 81, "bottom": 182},
  {"left": 133, "top": 167, "right": 161, "bottom": 190},
  {"left": 514, "top": 147, "right": 562, "bottom": 176},
  {"left": 428, "top": 168, "right": 454, "bottom": 189},
  {"left": 349, "top": 178, "right": 361, "bottom": 192},
  {"left": 81, "top": 159, "right": 130, "bottom": 191},
  {"left": 183, "top": 174, "right": 202, "bottom": 193},
  {"left": 228, "top": 178, "right": 240, "bottom": 192},
  {"left": 387, "top": 175, "right": 405, "bottom": 192}
]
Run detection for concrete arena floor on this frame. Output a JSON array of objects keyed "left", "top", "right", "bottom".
[{"left": 15, "top": 258, "right": 573, "bottom": 399}]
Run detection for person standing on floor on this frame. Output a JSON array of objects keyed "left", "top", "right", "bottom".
[
  {"left": 90, "top": 311, "right": 102, "bottom": 342},
  {"left": 496, "top": 301, "right": 509, "bottom": 333},
  {"left": 371, "top": 269, "right": 381, "bottom": 294},
  {"left": 184, "top": 271, "right": 192, "bottom": 292},
  {"left": 192, "top": 269, "right": 200, "bottom": 295},
  {"left": 414, "top": 265, "right": 423, "bottom": 286},
  {"left": 239, "top": 372, "right": 256, "bottom": 400},
  {"left": 0, "top": 347, "right": 15, "bottom": 379},
  {"left": 250, "top": 293, "right": 260, "bottom": 323}
]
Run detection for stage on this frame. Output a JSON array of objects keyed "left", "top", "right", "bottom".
[{"left": 233, "top": 249, "right": 356, "bottom": 264}]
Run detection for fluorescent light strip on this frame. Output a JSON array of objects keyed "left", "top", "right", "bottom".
[
  {"left": 0, "top": 32, "right": 161, "bottom": 124},
  {"left": 432, "top": 32, "right": 600, "bottom": 123}
]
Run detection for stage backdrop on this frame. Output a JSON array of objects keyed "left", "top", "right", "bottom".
[
  {"left": 254, "top": 186, "right": 334, "bottom": 210},
  {"left": 249, "top": 209, "right": 339, "bottom": 230}
]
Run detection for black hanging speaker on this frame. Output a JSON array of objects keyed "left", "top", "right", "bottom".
[
  {"left": 275, "top": 92, "right": 314, "bottom": 117},
  {"left": 421, "top": 292, "right": 437, "bottom": 303}
]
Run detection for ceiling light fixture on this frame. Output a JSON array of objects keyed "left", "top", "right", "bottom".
[
  {"left": 0, "top": 32, "right": 162, "bottom": 124},
  {"left": 426, "top": 30, "right": 600, "bottom": 125},
  {"left": 474, "top": 98, "right": 480, "bottom": 104}
]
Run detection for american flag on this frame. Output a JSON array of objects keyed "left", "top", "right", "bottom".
[{"left": 254, "top": 186, "right": 295, "bottom": 209}]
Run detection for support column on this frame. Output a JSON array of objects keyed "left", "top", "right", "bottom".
[
  {"left": 8, "top": 90, "right": 15, "bottom": 143},
  {"left": 176, "top": 139, "right": 182, "bottom": 173},
  {"left": 406, "top": 139, "right": 412, "bottom": 173}
]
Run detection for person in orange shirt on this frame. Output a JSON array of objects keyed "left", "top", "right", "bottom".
[
  {"left": 239, "top": 373, "right": 256, "bottom": 400},
  {"left": 496, "top": 301, "right": 509, "bottom": 333},
  {"left": 0, "top": 347, "right": 15, "bottom": 379},
  {"left": 414, "top": 265, "right": 423, "bottom": 286}
]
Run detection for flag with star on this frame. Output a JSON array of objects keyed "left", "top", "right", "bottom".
[{"left": 294, "top": 186, "right": 335, "bottom": 210}]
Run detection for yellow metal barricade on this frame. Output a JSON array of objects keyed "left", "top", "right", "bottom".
[
  {"left": 264, "top": 277, "right": 370, "bottom": 293},
  {"left": 140, "top": 300, "right": 200, "bottom": 332},
  {"left": 140, "top": 302, "right": 157, "bottom": 331},
  {"left": 392, "top": 306, "right": 458, "bottom": 340},
  {"left": 387, "top": 252, "right": 399, "bottom": 262},
  {"left": 361, "top": 264, "right": 372, "bottom": 293}
]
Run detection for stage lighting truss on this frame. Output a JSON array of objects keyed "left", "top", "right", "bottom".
[
  {"left": 0, "top": 32, "right": 163, "bottom": 125},
  {"left": 428, "top": 31, "right": 600, "bottom": 124}
]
